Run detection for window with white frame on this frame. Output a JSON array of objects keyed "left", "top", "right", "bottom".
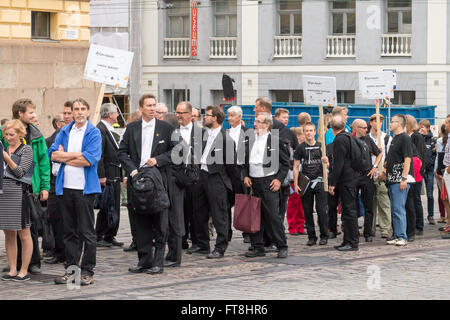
[
  {"left": 391, "top": 91, "right": 415, "bottom": 105},
  {"left": 167, "top": 1, "right": 190, "bottom": 38},
  {"left": 271, "top": 90, "right": 304, "bottom": 103},
  {"left": 330, "top": 0, "right": 356, "bottom": 35},
  {"left": 337, "top": 90, "right": 355, "bottom": 104},
  {"left": 214, "top": 0, "right": 237, "bottom": 37},
  {"left": 386, "top": 0, "right": 411, "bottom": 34},
  {"left": 278, "top": 0, "right": 302, "bottom": 35}
]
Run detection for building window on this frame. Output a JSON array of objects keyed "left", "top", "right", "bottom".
[
  {"left": 271, "top": 90, "right": 304, "bottom": 103},
  {"left": 32, "top": 11, "right": 50, "bottom": 39},
  {"left": 386, "top": 0, "right": 411, "bottom": 33},
  {"left": 164, "top": 89, "right": 190, "bottom": 111},
  {"left": 214, "top": 0, "right": 237, "bottom": 37},
  {"left": 330, "top": 0, "right": 356, "bottom": 35},
  {"left": 391, "top": 91, "right": 415, "bottom": 105},
  {"left": 337, "top": 90, "right": 355, "bottom": 104},
  {"left": 167, "top": 1, "right": 190, "bottom": 38},
  {"left": 278, "top": 0, "right": 302, "bottom": 35}
]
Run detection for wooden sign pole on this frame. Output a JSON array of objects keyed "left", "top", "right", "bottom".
[
  {"left": 375, "top": 99, "right": 382, "bottom": 175},
  {"left": 91, "top": 83, "right": 106, "bottom": 125},
  {"left": 319, "top": 105, "right": 328, "bottom": 191}
]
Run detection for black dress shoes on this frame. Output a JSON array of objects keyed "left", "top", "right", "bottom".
[
  {"left": 333, "top": 242, "right": 346, "bottom": 250},
  {"left": 319, "top": 238, "right": 328, "bottom": 245},
  {"left": 97, "top": 239, "right": 113, "bottom": 247},
  {"left": 29, "top": 265, "right": 41, "bottom": 275},
  {"left": 245, "top": 250, "right": 265, "bottom": 258},
  {"left": 123, "top": 241, "right": 137, "bottom": 252},
  {"left": 108, "top": 238, "right": 124, "bottom": 247},
  {"left": 306, "top": 239, "right": 317, "bottom": 246},
  {"left": 164, "top": 260, "right": 180, "bottom": 268},
  {"left": 336, "top": 244, "right": 358, "bottom": 252},
  {"left": 187, "top": 246, "right": 210, "bottom": 255},
  {"left": 128, "top": 265, "right": 150, "bottom": 273},
  {"left": 206, "top": 250, "right": 224, "bottom": 259},
  {"left": 147, "top": 266, "right": 163, "bottom": 275},
  {"left": 44, "top": 257, "right": 65, "bottom": 264},
  {"left": 264, "top": 244, "right": 278, "bottom": 252},
  {"left": 328, "top": 232, "right": 337, "bottom": 239},
  {"left": 277, "top": 248, "right": 288, "bottom": 258},
  {"left": 365, "top": 236, "right": 373, "bottom": 243}
]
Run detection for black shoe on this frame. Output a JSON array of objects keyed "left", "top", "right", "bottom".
[
  {"left": 415, "top": 230, "right": 423, "bottom": 236},
  {"left": 328, "top": 232, "right": 337, "bottom": 239},
  {"left": 277, "top": 248, "right": 288, "bottom": 258},
  {"left": 264, "top": 244, "right": 278, "bottom": 252},
  {"left": 182, "top": 242, "right": 189, "bottom": 250},
  {"left": 306, "top": 239, "right": 317, "bottom": 246},
  {"left": 108, "top": 238, "right": 124, "bottom": 247},
  {"left": 164, "top": 260, "right": 180, "bottom": 268},
  {"left": 245, "top": 250, "right": 265, "bottom": 258},
  {"left": 123, "top": 241, "right": 137, "bottom": 252},
  {"left": 147, "top": 266, "right": 163, "bottom": 275},
  {"left": 207, "top": 250, "right": 224, "bottom": 259},
  {"left": 13, "top": 274, "right": 31, "bottom": 282},
  {"left": 43, "top": 251, "right": 54, "bottom": 258},
  {"left": 336, "top": 244, "right": 358, "bottom": 252},
  {"left": 333, "top": 242, "right": 346, "bottom": 249},
  {"left": 319, "top": 238, "right": 328, "bottom": 245},
  {"left": 1, "top": 274, "right": 16, "bottom": 281},
  {"left": 243, "top": 234, "right": 251, "bottom": 243},
  {"left": 187, "top": 246, "right": 210, "bottom": 255},
  {"left": 408, "top": 236, "right": 415, "bottom": 242},
  {"left": 387, "top": 235, "right": 396, "bottom": 241},
  {"left": 128, "top": 265, "right": 150, "bottom": 273},
  {"left": 248, "top": 246, "right": 254, "bottom": 251},
  {"left": 365, "top": 236, "right": 373, "bottom": 243},
  {"left": 44, "top": 257, "right": 65, "bottom": 265},
  {"left": 97, "top": 239, "right": 113, "bottom": 247},
  {"left": 29, "top": 265, "right": 41, "bottom": 275}
]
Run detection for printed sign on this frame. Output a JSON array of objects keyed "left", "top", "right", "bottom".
[
  {"left": 191, "top": 0, "right": 198, "bottom": 57},
  {"left": 302, "top": 76, "right": 337, "bottom": 107},
  {"left": 83, "top": 44, "right": 134, "bottom": 88},
  {"left": 359, "top": 71, "right": 395, "bottom": 100},
  {"left": 65, "top": 29, "right": 79, "bottom": 40}
]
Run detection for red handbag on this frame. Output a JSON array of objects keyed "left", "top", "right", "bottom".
[{"left": 233, "top": 191, "right": 261, "bottom": 233}]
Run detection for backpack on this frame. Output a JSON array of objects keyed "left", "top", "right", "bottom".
[
  {"left": 130, "top": 166, "right": 170, "bottom": 215},
  {"left": 345, "top": 133, "right": 372, "bottom": 172},
  {"left": 173, "top": 146, "right": 200, "bottom": 188}
]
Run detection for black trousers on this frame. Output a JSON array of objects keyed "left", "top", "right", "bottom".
[
  {"left": 194, "top": 171, "right": 230, "bottom": 253},
  {"left": 250, "top": 176, "right": 288, "bottom": 251},
  {"left": 167, "top": 176, "right": 185, "bottom": 264},
  {"left": 355, "top": 174, "right": 375, "bottom": 238},
  {"left": 95, "top": 180, "right": 121, "bottom": 242},
  {"left": 126, "top": 182, "right": 137, "bottom": 243},
  {"left": 48, "top": 191, "right": 65, "bottom": 260},
  {"left": 302, "top": 182, "right": 328, "bottom": 240},
  {"left": 134, "top": 210, "right": 169, "bottom": 268},
  {"left": 183, "top": 183, "right": 200, "bottom": 246},
  {"left": 279, "top": 185, "right": 290, "bottom": 230},
  {"left": 328, "top": 192, "right": 339, "bottom": 234},
  {"left": 336, "top": 183, "right": 359, "bottom": 247},
  {"left": 230, "top": 166, "right": 250, "bottom": 240},
  {"left": 406, "top": 185, "right": 416, "bottom": 239},
  {"left": 59, "top": 188, "right": 96, "bottom": 276}
]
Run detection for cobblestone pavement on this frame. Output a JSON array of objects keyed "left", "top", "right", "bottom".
[{"left": 0, "top": 197, "right": 449, "bottom": 300}]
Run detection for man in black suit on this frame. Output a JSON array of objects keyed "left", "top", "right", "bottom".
[
  {"left": 118, "top": 94, "right": 176, "bottom": 275},
  {"left": 243, "top": 112, "right": 290, "bottom": 258},
  {"left": 95, "top": 103, "right": 124, "bottom": 248},
  {"left": 188, "top": 106, "right": 236, "bottom": 258},
  {"left": 226, "top": 106, "right": 250, "bottom": 243}
]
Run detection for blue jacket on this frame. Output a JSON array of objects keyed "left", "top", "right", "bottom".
[{"left": 48, "top": 121, "right": 102, "bottom": 195}]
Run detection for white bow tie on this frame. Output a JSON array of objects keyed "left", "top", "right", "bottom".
[
  {"left": 180, "top": 126, "right": 189, "bottom": 130},
  {"left": 143, "top": 122, "right": 154, "bottom": 129}
]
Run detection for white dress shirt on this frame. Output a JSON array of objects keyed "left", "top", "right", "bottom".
[
  {"left": 228, "top": 124, "right": 243, "bottom": 165},
  {"left": 249, "top": 132, "right": 274, "bottom": 178},
  {"left": 180, "top": 121, "right": 193, "bottom": 145},
  {"left": 140, "top": 118, "right": 156, "bottom": 168},
  {"left": 63, "top": 122, "right": 87, "bottom": 190},
  {"left": 101, "top": 119, "right": 119, "bottom": 149},
  {"left": 201, "top": 126, "right": 222, "bottom": 172}
]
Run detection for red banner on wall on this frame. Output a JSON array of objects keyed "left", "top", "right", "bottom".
[{"left": 190, "top": 0, "right": 198, "bottom": 57}]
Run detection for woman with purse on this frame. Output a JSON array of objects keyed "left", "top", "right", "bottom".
[{"left": 0, "top": 120, "right": 34, "bottom": 282}]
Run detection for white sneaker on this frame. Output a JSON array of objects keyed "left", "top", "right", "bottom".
[
  {"left": 386, "top": 238, "right": 398, "bottom": 245},
  {"left": 395, "top": 239, "right": 407, "bottom": 246}
]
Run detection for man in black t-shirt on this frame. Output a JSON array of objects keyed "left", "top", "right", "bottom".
[
  {"left": 293, "top": 122, "right": 329, "bottom": 246},
  {"left": 381, "top": 115, "right": 414, "bottom": 246},
  {"left": 352, "top": 119, "right": 382, "bottom": 242}
]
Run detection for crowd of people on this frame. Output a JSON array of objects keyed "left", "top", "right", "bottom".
[{"left": 0, "top": 95, "right": 448, "bottom": 285}]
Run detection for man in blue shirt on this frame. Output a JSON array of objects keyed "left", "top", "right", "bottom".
[{"left": 48, "top": 98, "right": 102, "bottom": 286}]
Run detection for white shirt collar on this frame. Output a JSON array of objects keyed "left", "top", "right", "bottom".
[
  {"left": 101, "top": 119, "right": 115, "bottom": 132},
  {"left": 230, "top": 123, "right": 241, "bottom": 132},
  {"left": 180, "top": 121, "right": 193, "bottom": 131},
  {"left": 207, "top": 126, "right": 222, "bottom": 137},
  {"left": 142, "top": 118, "right": 155, "bottom": 129},
  {"left": 71, "top": 122, "right": 88, "bottom": 133}
]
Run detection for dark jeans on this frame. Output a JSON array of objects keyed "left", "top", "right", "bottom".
[
  {"left": 405, "top": 186, "right": 416, "bottom": 239},
  {"left": 59, "top": 188, "right": 96, "bottom": 276},
  {"left": 48, "top": 192, "right": 65, "bottom": 260},
  {"left": 355, "top": 174, "right": 375, "bottom": 238},
  {"left": 412, "top": 180, "right": 424, "bottom": 231},
  {"left": 95, "top": 180, "right": 121, "bottom": 242},
  {"left": 336, "top": 183, "right": 359, "bottom": 247},
  {"left": 423, "top": 171, "right": 434, "bottom": 219},
  {"left": 250, "top": 176, "right": 287, "bottom": 251},
  {"left": 302, "top": 182, "right": 328, "bottom": 240}
]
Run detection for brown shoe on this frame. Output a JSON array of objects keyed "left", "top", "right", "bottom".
[
  {"left": 54, "top": 273, "right": 71, "bottom": 285},
  {"left": 80, "top": 275, "right": 94, "bottom": 286}
]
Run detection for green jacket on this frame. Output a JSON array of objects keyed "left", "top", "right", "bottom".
[{"left": 1, "top": 124, "right": 50, "bottom": 194}]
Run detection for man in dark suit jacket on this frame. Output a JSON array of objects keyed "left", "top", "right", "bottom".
[
  {"left": 95, "top": 103, "right": 124, "bottom": 248},
  {"left": 187, "top": 106, "right": 236, "bottom": 258},
  {"left": 118, "top": 94, "right": 176, "bottom": 275}
]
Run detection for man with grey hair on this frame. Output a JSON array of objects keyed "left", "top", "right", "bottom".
[
  {"left": 95, "top": 103, "right": 124, "bottom": 248},
  {"left": 156, "top": 103, "right": 169, "bottom": 121},
  {"left": 227, "top": 106, "right": 250, "bottom": 242},
  {"left": 192, "top": 107, "right": 202, "bottom": 124}
]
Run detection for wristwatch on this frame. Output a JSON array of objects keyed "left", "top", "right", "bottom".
[
  {"left": 373, "top": 164, "right": 378, "bottom": 169},
  {"left": 401, "top": 177, "right": 407, "bottom": 181}
]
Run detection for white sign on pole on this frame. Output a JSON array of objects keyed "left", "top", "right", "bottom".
[
  {"left": 83, "top": 44, "right": 134, "bottom": 88},
  {"left": 302, "top": 76, "right": 337, "bottom": 106},
  {"left": 382, "top": 68, "right": 397, "bottom": 98},
  {"left": 359, "top": 71, "right": 395, "bottom": 100}
]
